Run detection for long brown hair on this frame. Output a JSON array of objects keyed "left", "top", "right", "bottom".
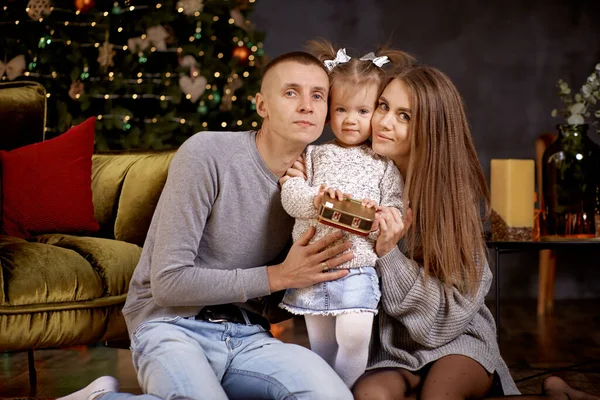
[
  {"left": 306, "top": 39, "right": 415, "bottom": 97},
  {"left": 397, "top": 65, "right": 490, "bottom": 295}
]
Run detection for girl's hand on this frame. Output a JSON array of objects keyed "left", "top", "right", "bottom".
[
  {"left": 361, "top": 199, "right": 381, "bottom": 232},
  {"left": 279, "top": 155, "right": 307, "bottom": 186},
  {"left": 313, "top": 185, "right": 347, "bottom": 209},
  {"left": 375, "top": 206, "right": 413, "bottom": 257}
]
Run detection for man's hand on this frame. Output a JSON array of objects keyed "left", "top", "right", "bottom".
[
  {"left": 267, "top": 226, "right": 353, "bottom": 292},
  {"left": 279, "top": 155, "right": 307, "bottom": 186}
]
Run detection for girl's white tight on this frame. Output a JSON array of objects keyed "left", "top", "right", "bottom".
[{"left": 304, "top": 312, "right": 374, "bottom": 388}]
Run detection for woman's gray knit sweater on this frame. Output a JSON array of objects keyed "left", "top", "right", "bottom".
[{"left": 368, "top": 244, "right": 520, "bottom": 395}]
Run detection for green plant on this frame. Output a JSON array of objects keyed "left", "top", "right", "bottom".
[{"left": 552, "top": 63, "right": 600, "bottom": 129}]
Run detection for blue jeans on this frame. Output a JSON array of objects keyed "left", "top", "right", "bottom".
[{"left": 100, "top": 316, "right": 352, "bottom": 400}]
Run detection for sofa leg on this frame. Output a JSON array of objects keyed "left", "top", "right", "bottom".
[{"left": 28, "top": 349, "right": 37, "bottom": 390}]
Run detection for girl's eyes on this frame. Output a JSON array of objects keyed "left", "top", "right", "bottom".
[
  {"left": 336, "top": 107, "right": 345, "bottom": 113},
  {"left": 359, "top": 109, "right": 370, "bottom": 115},
  {"left": 399, "top": 112, "right": 411, "bottom": 121}
]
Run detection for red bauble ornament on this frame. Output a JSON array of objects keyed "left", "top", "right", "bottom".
[
  {"left": 232, "top": 46, "right": 250, "bottom": 63},
  {"left": 74, "top": 0, "right": 95, "bottom": 12}
]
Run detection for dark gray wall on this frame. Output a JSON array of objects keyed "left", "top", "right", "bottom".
[{"left": 251, "top": 0, "right": 600, "bottom": 299}]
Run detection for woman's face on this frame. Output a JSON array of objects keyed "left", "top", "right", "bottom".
[{"left": 371, "top": 78, "right": 412, "bottom": 166}]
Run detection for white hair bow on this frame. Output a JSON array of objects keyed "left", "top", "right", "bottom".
[
  {"left": 0, "top": 55, "right": 26, "bottom": 81},
  {"left": 360, "top": 52, "right": 390, "bottom": 68},
  {"left": 324, "top": 48, "right": 351, "bottom": 72}
]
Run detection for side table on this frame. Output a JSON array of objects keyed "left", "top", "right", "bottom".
[{"left": 486, "top": 238, "right": 600, "bottom": 338}]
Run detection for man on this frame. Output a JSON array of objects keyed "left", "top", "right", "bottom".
[{"left": 60, "top": 52, "right": 354, "bottom": 400}]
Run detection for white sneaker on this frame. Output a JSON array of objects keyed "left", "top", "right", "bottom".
[{"left": 57, "top": 376, "right": 119, "bottom": 400}]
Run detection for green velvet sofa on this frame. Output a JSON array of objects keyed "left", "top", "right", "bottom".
[{"left": 0, "top": 81, "right": 176, "bottom": 385}]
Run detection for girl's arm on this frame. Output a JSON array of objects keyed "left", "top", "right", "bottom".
[
  {"left": 280, "top": 145, "right": 320, "bottom": 219},
  {"left": 377, "top": 245, "right": 492, "bottom": 348}
]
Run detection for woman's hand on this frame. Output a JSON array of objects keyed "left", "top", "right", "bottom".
[
  {"left": 375, "top": 206, "right": 413, "bottom": 257},
  {"left": 267, "top": 226, "right": 353, "bottom": 292},
  {"left": 279, "top": 155, "right": 307, "bottom": 186}
]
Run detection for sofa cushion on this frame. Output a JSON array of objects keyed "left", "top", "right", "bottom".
[
  {"left": 91, "top": 151, "right": 175, "bottom": 242},
  {"left": 0, "top": 234, "right": 140, "bottom": 308},
  {"left": 34, "top": 234, "right": 142, "bottom": 297},
  {"left": 0, "top": 235, "right": 103, "bottom": 307},
  {"left": 114, "top": 151, "right": 175, "bottom": 247},
  {"left": 0, "top": 117, "right": 99, "bottom": 238},
  {"left": 0, "top": 81, "right": 46, "bottom": 152}
]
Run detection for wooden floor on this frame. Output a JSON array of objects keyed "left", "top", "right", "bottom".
[{"left": 1, "top": 299, "right": 599, "bottom": 398}]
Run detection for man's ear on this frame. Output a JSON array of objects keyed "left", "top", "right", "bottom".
[{"left": 255, "top": 92, "right": 268, "bottom": 119}]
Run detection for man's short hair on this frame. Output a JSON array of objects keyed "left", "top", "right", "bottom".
[{"left": 261, "top": 51, "right": 328, "bottom": 82}]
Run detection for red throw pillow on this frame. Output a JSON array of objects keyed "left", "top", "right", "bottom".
[{"left": 0, "top": 117, "right": 99, "bottom": 238}]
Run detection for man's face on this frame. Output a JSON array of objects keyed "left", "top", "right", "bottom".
[{"left": 256, "top": 61, "right": 329, "bottom": 146}]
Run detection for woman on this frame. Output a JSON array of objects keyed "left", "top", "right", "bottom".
[{"left": 351, "top": 64, "right": 599, "bottom": 399}]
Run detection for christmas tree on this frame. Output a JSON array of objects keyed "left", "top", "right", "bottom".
[{"left": 0, "top": 0, "right": 265, "bottom": 150}]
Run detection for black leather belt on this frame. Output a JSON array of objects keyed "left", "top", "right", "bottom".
[{"left": 195, "top": 304, "right": 270, "bottom": 331}]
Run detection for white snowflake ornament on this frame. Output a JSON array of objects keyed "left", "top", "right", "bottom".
[
  {"left": 27, "top": 0, "right": 53, "bottom": 20},
  {"left": 177, "top": 0, "right": 204, "bottom": 16}
]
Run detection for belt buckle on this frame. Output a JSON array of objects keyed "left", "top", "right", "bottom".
[{"left": 204, "top": 308, "right": 230, "bottom": 323}]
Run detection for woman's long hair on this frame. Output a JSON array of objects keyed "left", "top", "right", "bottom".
[{"left": 398, "top": 65, "right": 490, "bottom": 295}]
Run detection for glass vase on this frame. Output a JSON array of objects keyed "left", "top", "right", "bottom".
[{"left": 541, "top": 124, "right": 600, "bottom": 238}]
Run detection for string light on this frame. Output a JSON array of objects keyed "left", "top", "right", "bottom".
[
  {"left": 221, "top": 122, "right": 227, "bottom": 128},
  {"left": 202, "top": 122, "right": 208, "bottom": 127},
  {"left": 237, "top": 120, "right": 243, "bottom": 126},
  {"left": 243, "top": 72, "right": 250, "bottom": 78},
  {"left": 213, "top": 16, "right": 219, "bottom": 21},
  {"left": 251, "top": 122, "right": 258, "bottom": 127},
  {"left": 194, "top": 11, "right": 200, "bottom": 17}
]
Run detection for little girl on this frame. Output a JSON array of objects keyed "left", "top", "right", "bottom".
[{"left": 279, "top": 40, "right": 414, "bottom": 388}]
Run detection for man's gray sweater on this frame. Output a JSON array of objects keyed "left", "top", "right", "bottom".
[{"left": 122, "top": 131, "right": 294, "bottom": 333}]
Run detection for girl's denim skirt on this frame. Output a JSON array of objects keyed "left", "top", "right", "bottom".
[{"left": 279, "top": 266, "right": 381, "bottom": 316}]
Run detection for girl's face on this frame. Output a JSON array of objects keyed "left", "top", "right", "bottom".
[
  {"left": 371, "top": 78, "right": 412, "bottom": 165},
  {"left": 329, "top": 82, "right": 379, "bottom": 147}
]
